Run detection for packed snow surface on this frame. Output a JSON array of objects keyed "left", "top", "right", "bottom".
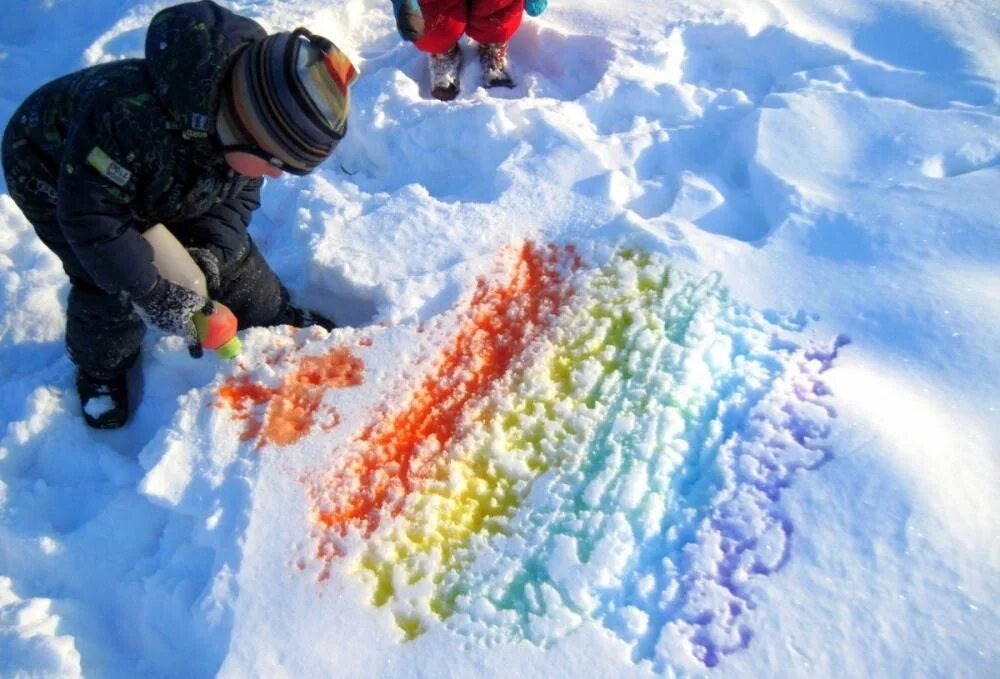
[{"left": 1, "top": 0, "right": 997, "bottom": 677}]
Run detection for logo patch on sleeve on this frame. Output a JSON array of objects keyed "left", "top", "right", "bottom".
[{"left": 86, "top": 147, "right": 132, "bottom": 187}]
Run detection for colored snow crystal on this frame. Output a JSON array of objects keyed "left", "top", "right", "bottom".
[
  {"left": 306, "top": 246, "right": 842, "bottom": 667},
  {"left": 218, "top": 347, "right": 364, "bottom": 448},
  {"left": 310, "top": 243, "right": 579, "bottom": 542}
]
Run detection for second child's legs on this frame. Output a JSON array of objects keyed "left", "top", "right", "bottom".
[
  {"left": 412, "top": 0, "right": 525, "bottom": 49},
  {"left": 413, "top": 0, "right": 468, "bottom": 100},
  {"left": 411, "top": 0, "right": 526, "bottom": 98},
  {"left": 413, "top": 0, "right": 468, "bottom": 54},
  {"left": 468, "top": 0, "right": 524, "bottom": 88},
  {"left": 465, "top": 0, "right": 524, "bottom": 45}
]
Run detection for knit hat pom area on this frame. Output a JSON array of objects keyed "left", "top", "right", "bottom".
[{"left": 222, "top": 29, "right": 359, "bottom": 175}]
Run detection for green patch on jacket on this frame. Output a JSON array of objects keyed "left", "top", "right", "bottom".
[{"left": 86, "top": 147, "right": 132, "bottom": 187}]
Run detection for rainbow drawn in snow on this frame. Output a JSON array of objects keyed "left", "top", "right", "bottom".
[{"left": 307, "top": 244, "right": 844, "bottom": 669}]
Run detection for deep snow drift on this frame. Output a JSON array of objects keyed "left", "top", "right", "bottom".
[{"left": 0, "top": 0, "right": 997, "bottom": 677}]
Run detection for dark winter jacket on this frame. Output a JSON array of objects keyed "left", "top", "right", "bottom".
[{"left": 0, "top": 1, "right": 267, "bottom": 298}]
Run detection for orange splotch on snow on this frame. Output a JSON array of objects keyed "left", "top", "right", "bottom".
[
  {"left": 216, "top": 376, "right": 272, "bottom": 441},
  {"left": 312, "top": 243, "right": 578, "bottom": 538},
  {"left": 217, "top": 346, "right": 364, "bottom": 448}
]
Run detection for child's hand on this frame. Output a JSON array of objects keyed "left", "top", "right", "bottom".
[
  {"left": 132, "top": 277, "right": 209, "bottom": 349},
  {"left": 392, "top": 0, "right": 424, "bottom": 42},
  {"left": 525, "top": 0, "right": 548, "bottom": 17},
  {"left": 186, "top": 247, "right": 221, "bottom": 294}
]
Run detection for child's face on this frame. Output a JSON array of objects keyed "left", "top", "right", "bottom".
[{"left": 224, "top": 150, "right": 284, "bottom": 179}]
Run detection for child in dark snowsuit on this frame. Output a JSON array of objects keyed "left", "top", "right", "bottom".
[
  {"left": 1, "top": 0, "right": 358, "bottom": 429},
  {"left": 392, "top": 0, "right": 548, "bottom": 100}
]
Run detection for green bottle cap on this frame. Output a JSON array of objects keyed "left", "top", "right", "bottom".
[{"left": 216, "top": 336, "right": 242, "bottom": 360}]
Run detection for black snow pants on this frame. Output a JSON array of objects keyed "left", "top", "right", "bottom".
[
  {"left": 63, "top": 239, "right": 290, "bottom": 379},
  {"left": 6, "top": 181, "right": 290, "bottom": 379}
]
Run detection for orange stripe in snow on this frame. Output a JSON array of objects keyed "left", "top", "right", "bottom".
[{"left": 314, "top": 243, "right": 578, "bottom": 536}]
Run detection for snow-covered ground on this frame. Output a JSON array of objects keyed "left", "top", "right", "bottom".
[{"left": 1, "top": 0, "right": 997, "bottom": 676}]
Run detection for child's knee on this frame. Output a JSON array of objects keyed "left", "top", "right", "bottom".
[
  {"left": 466, "top": 0, "right": 524, "bottom": 44},
  {"left": 412, "top": 0, "right": 468, "bottom": 53},
  {"left": 413, "top": 22, "right": 466, "bottom": 53},
  {"left": 215, "top": 242, "right": 287, "bottom": 328}
]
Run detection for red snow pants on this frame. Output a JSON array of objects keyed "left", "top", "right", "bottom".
[{"left": 413, "top": 0, "right": 526, "bottom": 54}]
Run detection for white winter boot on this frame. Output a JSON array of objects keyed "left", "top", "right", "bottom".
[
  {"left": 429, "top": 45, "right": 462, "bottom": 101},
  {"left": 478, "top": 41, "right": 514, "bottom": 89}
]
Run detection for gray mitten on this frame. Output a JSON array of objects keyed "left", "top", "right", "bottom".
[
  {"left": 187, "top": 247, "right": 221, "bottom": 294},
  {"left": 132, "top": 277, "right": 210, "bottom": 349}
]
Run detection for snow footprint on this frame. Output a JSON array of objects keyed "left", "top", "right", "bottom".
[
  {"left": 921, "top": 139, "right": 1000, "bottom": 178},
  {"left": 509, "top": 22, "right": 615, "bottom": 102},
  {"left": 576, "top": 19, "right": 996, "bottom": 248}
]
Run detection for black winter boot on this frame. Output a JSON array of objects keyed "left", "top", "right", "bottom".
[{"left": 76, "top": 370, "right": 130, "bottom": 430}]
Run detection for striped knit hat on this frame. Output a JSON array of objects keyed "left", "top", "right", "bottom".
[{"left": 218, "top": 28, "right": 358, "bottom": 175}]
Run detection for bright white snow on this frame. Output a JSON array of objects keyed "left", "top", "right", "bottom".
[{"left": 1, "top": 0, "right": 997, "bottom": 677}]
